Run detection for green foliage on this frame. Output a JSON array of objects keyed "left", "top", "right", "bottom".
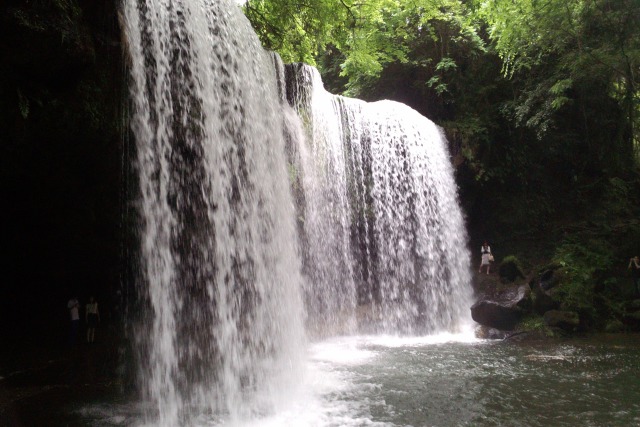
[
  {"left": 244, "top": 0, "right": 485, "bottom": 93},
  {"left": 537, "top": 176, "right": 640, "bottom": 329},
  {"left": 519, "top": 314, "right": 556, "bottom": 336},
  {"left": 243, "top": 0, "right": 350, "bottom": 64},
  {"left": 520, "top": 314, "right": 544, "bottom": 331},
  {"left": 243, "top": 0, "right": 639, "bottom": 177},
  {"left": 501, "top": 255, "right": 522, "bottom": 270},
  {"left": 498, "top": 255, "right": 526, "bottom": 282},
  {"left": 605, "top": 319, "right": 624, "bottom": 333},
  {"left": 551, "top": 238, "right": 614, "bottom": 322},
  {"left": 479, "top": 0, "right": 640, "bottom": 157}
]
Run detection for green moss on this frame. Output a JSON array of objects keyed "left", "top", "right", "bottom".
[
  {"left": 519, "top": 315, "right": 544, "bottom": 331},
  {"left": 518, "top": 314, "right": 556, "bottom": 337},
  {"left": 499, "top": 255, "right": 525, "bottom": 282},
  {"left": 605, "top": 319, "right": 624, "bottom": 333}
]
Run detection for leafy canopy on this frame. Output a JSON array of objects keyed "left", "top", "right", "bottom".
[
  {"left": 479, "top": 0, "right": 640, "bottom": 148},
  {"left": 242, "top": 0, "right": 484, "bottom": 91}
]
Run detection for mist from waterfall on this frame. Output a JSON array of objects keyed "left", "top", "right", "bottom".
[{"left": 123, "top": 0, "right": 472, "bottom": 424}]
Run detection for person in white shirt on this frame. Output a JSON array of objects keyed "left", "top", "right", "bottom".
[
  {"left": 67, "top": 297, "right": 80, "bottom": 345},
  {"left": 479, "top": 241, "right": 492, "bottom": 274}
]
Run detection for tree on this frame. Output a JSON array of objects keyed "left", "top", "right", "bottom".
[
  {"left": 242, "top": 0, "right": 484, "bottom": 93},
  {"left": 242, "top": 0, "right": 352, "bottom": 64},
  {"left": 479, "top": 0, "right": 640, "bottom": 168}
]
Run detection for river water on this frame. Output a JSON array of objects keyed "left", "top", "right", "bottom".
[
  {"left": 78, "top": 333, "right": 640, "bottom": 426},
  {"left": 298, "top": 334, "right": 640, "bottom": 427}
]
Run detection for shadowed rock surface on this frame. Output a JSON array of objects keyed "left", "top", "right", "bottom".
[{"left": 471, "top": 282, "right": 530, "bottom": 330}]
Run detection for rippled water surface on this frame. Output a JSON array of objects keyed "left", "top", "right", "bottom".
[
  {"left": 302, "top": 334, "right": 640, "bottom": 427},
  {"left": 81, "top": 334, "right": 640, "bottom": 426}
]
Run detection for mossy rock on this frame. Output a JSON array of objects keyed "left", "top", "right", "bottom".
[{"left": 499, "top": 255, "right": 525, "bottom": 282}]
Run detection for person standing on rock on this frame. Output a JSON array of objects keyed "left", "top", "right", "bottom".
[
  {"left": 479, "top": 241, "right": 492, "bottom": 274},
  {"left": 67, "top": 296, "right": 80, "bottom": 346},
  {"left": 85, "top": 296, "right": 100, "bottom": 343},
  {"left": 628, "top": 256, "right": 640, "bottom": 297}
]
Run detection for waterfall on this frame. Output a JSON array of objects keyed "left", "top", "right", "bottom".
[
  {"left": 123, "top": 0, "right": 305, "bottom": 424},
  {"left": 123, "top": 0, "right": 471, "bottom": 424},
  {"left": 285, "top": 65, "right": 472, "bottom": 335},
  {"left": 283, "top": 64, "right": 359, "bottom": 337}
]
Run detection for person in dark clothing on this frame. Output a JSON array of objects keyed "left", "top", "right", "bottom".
[
  {"left": 67, "top": 297, "right": 80, "bottom": 346},
  {"left": 85, "top": 296, "right": 100, "bottom": 343}
]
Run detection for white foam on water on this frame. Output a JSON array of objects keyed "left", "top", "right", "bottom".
[
  {"left": 359, "top": 329, "right": 480, "bottom": 347},
  {"left": 228, "top": 339, "right": 389, "bottom": 427}
]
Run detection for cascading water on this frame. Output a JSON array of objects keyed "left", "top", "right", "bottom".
[
  {"left": 123, "top": 0, "right": 471, "bottom": 424},
  {"left": 283, "top": 65, "right": 359, "bottom": 337},
  {"left": 123, "top": 0, "right": 305, "bottom": 424},
  {"left": 286, "top": 65, "right": 472, "bottom": 335}
]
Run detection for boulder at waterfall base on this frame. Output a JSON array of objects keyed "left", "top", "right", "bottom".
[{"left": 471, "top": 283, "right": 531, "bottom": 330}]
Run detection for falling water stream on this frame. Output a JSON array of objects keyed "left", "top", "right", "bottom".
[
  {"left": 285, "top": 65, "right": 472, "bottom": 336},
  {"left": 123, "top": 0, "right": 305, "bottom": 424},
  {"left": 91, "top": 1, "right": 638, "bottom": 426}
]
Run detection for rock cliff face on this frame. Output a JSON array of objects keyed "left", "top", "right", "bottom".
[{"left": 0, "top": 0, "right": 125, "bottom": 341}]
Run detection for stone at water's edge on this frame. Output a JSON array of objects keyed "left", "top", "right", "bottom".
[{"left": 471, "top": 283, "right": 530, "bottom": 330}]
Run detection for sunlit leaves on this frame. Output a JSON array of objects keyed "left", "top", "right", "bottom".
[
  {"left": 341, "top": 49, "right": 383, "bottom": 78},
  {"left": 242, "top": 0, "right": 347, "bottom": 64},
  {"left": 243, "top": 0, "right": 484, "bottom": 93},
  {"left": 435, "top": 57, "right": 457, "bottom": 71}
]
